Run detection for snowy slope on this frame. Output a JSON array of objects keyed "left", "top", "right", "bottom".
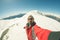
[{"left": 0, "top": 10, "right": 60, "bottom": 40}]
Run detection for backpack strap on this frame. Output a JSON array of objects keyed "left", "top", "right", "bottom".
[{"left": 32, "top": 26, "right": 36, "bottom": 40}]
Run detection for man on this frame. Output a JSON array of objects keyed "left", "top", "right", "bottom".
[
  {"left": 24, "top": 15, "right": 60, "bottom": 40},
  {"left": 24, "top": 15, "right": 36, "bottom": 40}
]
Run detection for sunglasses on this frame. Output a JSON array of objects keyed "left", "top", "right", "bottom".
[{"left": 28, "top": 18, "right": 33, "bottom": 20}]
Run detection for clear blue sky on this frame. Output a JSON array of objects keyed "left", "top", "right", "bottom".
[{"left": 0, "top": 0, "right": 60, "bottom": 18}]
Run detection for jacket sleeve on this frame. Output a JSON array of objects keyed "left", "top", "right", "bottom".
[{"left": 34, "top": 25, "right": 51, "bottom": 40}]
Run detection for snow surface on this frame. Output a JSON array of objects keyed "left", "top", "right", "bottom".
[{"left": 0, "top": 10, "right": 60, "bottom": 40}]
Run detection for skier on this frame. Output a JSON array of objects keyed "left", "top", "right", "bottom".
[{"left": 24, "top": 15, "right": 60, "bottom": 40}]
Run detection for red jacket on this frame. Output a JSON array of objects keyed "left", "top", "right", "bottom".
[{"left": 24, "top": 25, "right": 51, "bottom": 40}]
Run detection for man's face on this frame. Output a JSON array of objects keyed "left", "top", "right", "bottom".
[{"left": 28, "top": 17, "right": 34, "bottom": 24}]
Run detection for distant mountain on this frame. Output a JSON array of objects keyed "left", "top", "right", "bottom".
[
  {"left": 1, "top": 10, "right": 60, "bottom": 23},
  {"left": 36, "top": 11, "right": 60, "bottom": 22},
  {"left": 45, "top": 14, "right": 60, "bottom": 22},
  {"left": 1, "top": 13, "right": 25, "bottom": 20}
]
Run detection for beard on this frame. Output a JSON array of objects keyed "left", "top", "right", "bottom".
[{"left": 26, "top": 21, "right": 36, "bottom": 28}]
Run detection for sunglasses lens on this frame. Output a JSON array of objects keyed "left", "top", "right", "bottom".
[{"left": 28, "top": 18, "right": 33, "bottom": 20}]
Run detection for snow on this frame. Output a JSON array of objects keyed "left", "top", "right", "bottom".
[{"left": 0, "top": 10, "right": 60, "bottom": 40}]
